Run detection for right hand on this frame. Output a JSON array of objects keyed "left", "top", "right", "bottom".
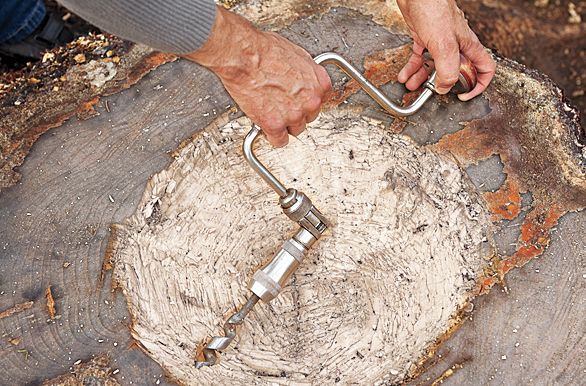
[
  {"left": 185, "top": 7, "right": 331, "bottom": 147},
  {"left": 396, "top": 0, "right": 496, "bottom": 101}
]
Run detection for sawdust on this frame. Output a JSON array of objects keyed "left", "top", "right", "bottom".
[{"left": 112, "top": 108, "right": 493, "bottom": 384}]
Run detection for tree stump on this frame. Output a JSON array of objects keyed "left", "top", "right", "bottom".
[{"left": 0, "top": 1, "right": 584, "bottom": 385}]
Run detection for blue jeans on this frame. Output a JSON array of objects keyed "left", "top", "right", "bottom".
[{"left": 0, "top": 0, "right": 46, "bottom": 44}]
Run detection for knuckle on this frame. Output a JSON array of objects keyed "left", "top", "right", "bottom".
[
  {"left": 440, "top": 75, "right": 460, "bottom": 86},
  {"left": 431, "top": 39, "right": 459, "bottom": 57},
  {"left": 266, "top": 129, "right": 289, "bottom": 146},
  {"left": 289, "top": 124, "right": 306, "bottom": 136},
  {"left": 316, "top": 68, "right": 332, "bottom": 91},
  {"left": 262, "top": 116, "right": 286, "bottom": 134},
  {"left": 305, "top": 95, "right": 322, "bottom": 112},
  {"left": 306, "top": 114, "right": 318, "bottom": 124},
  {"left": 488, "top": 59, "right": 497, "bottom": 72},
  {"left": 288, "top": 110, "right": 304, "bottom": 125}
]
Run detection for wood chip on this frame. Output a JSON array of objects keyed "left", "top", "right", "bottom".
[
  {"left": 431, "top": 363, "right": 464, "bottom": 386},
  {"left": 74, "top": 53, "right": 86, "bottom": 64},
  {"left": 42, "top": 52, "right": 55, "bottom": 63},
  {"left": 46, "top": 286, "right": 56, "bottom": 319},
  {"left": 0, "top": 301, "right": 33, "bottom": 320},
  {"left": 9, "top": 337, "right": 21, "bottom": 346}
]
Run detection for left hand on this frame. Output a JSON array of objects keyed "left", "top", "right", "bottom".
[{"left": 184, "top": 6, "right": 331, "bottom": 147}]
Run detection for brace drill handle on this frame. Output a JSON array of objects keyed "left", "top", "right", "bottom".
[
  {"left": 243, "top": 52, "right": 477, "bottom": 195},
  {"left": 240, "top": 51, "right": 480, "bottom": 300}
]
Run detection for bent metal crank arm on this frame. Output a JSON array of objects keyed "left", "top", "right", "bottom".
[
  {"left": 313, "top": 51, "right": 477, "bottom": 116},
  {"left": 195, "top": 125, "right": 328, "bottom": 368},
  {"left": 195, "top": 51, "right": 476, "bottom": 368}
]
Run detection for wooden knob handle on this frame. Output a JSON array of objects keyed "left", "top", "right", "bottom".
[
  {"left": 453, "top": 54, "right": 477, "bottom": 94},
  {"left": 423, "top": 52, "right": 478, "bottom": 94}
]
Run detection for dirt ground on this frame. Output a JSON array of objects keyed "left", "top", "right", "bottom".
[{"left": 459, "top": 0, "right": 585, "bottom": 124}]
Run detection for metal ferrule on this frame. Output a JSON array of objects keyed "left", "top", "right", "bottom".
[
  {"left": 280, "top": 189, "right": 313, "bottom": 222},
  {"left": 249, "top": 227, "right": 316, "bottom": 302},
  {"left": 280, "top": 188, "right": 328, "bottom": 238}
]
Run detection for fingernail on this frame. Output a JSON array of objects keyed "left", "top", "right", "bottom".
[
  {"left": 398, "top": 69, "right": 407, "bottom": 83},
  {"left": 271, "top": 138, "right": 289, "bottom": 148},
  {"left": 457, "top": 93, "right": 469, "bottom": 101},
  {"left": 435, "top": 87, "right": 450, "bottom": 95}
]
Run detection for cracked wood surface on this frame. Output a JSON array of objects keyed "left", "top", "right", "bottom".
[{"left": 0, "top": 1, "right": 584, "bottom": 385}]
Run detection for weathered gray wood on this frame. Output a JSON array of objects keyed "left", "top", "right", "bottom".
[
  {"left": 0, "top": 58, "right": 229, "bottom": 385},
  {"left": 409, "top": 211, "right": 586, "bottom": 385}
]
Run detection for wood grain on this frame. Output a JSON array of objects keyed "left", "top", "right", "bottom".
[
  {"left": 0, "top": 55, "right": 229, "bottom": 386},
  {"left": 409, "top": 211, "right": 586, "bottom": 385}
]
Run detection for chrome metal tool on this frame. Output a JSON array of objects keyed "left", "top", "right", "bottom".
[{"left": 195, "top": 51, "right": 477, "bottom": 368}]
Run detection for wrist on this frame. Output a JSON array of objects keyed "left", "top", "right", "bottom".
[{"left": 183, "top": 6, "right": 263, "bottom": 82}]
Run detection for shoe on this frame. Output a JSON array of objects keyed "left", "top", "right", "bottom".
[{"left": 0, "top": 12, "right": 74, "bottom": 61}]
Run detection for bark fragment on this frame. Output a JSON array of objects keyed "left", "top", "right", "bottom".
[
  {"left": 45, "top": 286, "right": 56, "bottom": 320},
  {"left": 0, "top": 301, "right": 33, "bottom": 320}
]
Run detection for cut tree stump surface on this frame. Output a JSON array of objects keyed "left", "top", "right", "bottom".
[
  {"left": 112, "top": 111, "right": 493, "bottom": 384},
  {"left": 0, "top": 1, "right": 584, "bottom": 385}
]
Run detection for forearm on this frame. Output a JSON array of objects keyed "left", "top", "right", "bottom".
[
  {"left": 183, "top": 7, "right": 260, "bottom": 81},
  {"left": 57, "top": 0, "right": 216, "bottom": 53}
]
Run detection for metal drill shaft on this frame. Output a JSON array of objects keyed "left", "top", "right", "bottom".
[{"left": 195, "top": 294, "right": 260, "bottom": 368}]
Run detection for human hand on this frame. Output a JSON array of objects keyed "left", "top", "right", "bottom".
[
  {"left": 396, "top": 0, "right": 496, "bottom": 101},
  {"left": 185, "top": 7, "right": 331, "bottom": 147}
]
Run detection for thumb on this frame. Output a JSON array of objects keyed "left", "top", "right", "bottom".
[{"left": 428, "top": 38, "right": 460, "bottom": 94}]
